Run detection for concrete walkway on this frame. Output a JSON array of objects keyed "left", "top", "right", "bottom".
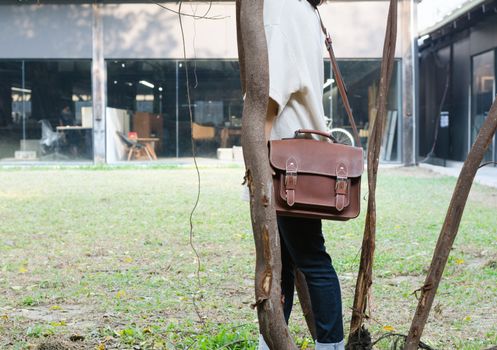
[{"left": 420, "top": 161, "right": 497, "bottom": 188}]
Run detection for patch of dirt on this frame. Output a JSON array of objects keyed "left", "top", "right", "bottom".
[
  {"left": 12, "top": 304, "right": 96, "bottom": 330},
  {"left": 465, "top": 257, "right": 491, "bottom": 269},
  {"left": 36, "top": 338, "right": 78, "bottom": 350},
  {"left": 382, "top": 274, "right": 424, "bottom": 287},
  {"left": 467, "top": 188, "right": 497, "bottom": 209},
  {"left": 455, "top": 247, "right": 497, "bottom": 269},
  {"left": 485, "top": 260, "right": 497, "bottom": 269}
]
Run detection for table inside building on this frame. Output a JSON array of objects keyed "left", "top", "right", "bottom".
[
  {"left": 56, "top": 126, "right": 93, "bottom": 157},
  {"left": 220, "top": 127, "right": 242, "bottom": 148},
  {"left": 137, "top": 137, "right": 159, "bottom": 160}
]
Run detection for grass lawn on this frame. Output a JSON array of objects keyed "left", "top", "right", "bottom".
[{"left": 0, "top": 165, "right": 496, "bottom": 349}]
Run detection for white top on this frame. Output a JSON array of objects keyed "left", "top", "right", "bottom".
[{"left": 264, "top": 0, "right": 328, "bottom": 140}]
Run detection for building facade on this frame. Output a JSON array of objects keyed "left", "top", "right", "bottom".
[
  {"left": 0, "top": 1, "right": 414, "bottom": 164},
  {"left": 418, "top": 0, "right": 497, "bottom": 165}
]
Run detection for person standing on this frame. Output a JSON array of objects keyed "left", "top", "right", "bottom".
[{"left": 259, "top": 0, "right": 345, "bottom": 349}]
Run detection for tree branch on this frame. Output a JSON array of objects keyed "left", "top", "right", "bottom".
[
  {"left": 348, "top": 0, "right": 398, "bottom": 344},
  {"left": 404, "top": 99, "right": 497, "bottom": 349}
]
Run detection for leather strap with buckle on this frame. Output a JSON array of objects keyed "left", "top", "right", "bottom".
[
  {"left": 335, "top": 162, "right": 348, "bottom": 211},
  {"left": 285, "top": 157, "right": 298, "bottom": 207},
  {"left": 316, "top": 9, "right": 361, "bottom": 147}
]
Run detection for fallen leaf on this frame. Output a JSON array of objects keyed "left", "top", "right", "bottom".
[
  {"left": 18, "top": 266, "right": 28, "bottom": 273},
  {"left": 383, "top": 325, "right": 395, "bottom": 332}
]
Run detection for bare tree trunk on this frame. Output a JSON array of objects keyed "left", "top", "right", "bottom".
[
  {"left": 348, "top": 0, "right": 398, "bottom": 346},
  {"left": 237, "top": 0, "right": 298, "bottom": 348},
  {"left": 404, "top": 100, "right": 497, "bottom": 349},
  {"left": 295, "top": 270, "right": 317, "bottom": 340}
]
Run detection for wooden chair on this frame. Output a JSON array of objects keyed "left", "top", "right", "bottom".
[
  {"left": 116, "top": 131, "right": 152, "bottom": 161},
  {"left": 191, "top": 123, "right": 215, "bottom": 141}
]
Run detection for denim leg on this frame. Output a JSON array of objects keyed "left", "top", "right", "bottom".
[
  {"left": 280, "top": 230, "right": 295, "bottom": 323},
  {"left": 277, "top": 215, "right": 344, "bottom": 344}
]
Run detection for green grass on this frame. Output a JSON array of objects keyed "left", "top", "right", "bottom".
[{"left": 0, "top": 166, "right": 496, "bottom": 349}]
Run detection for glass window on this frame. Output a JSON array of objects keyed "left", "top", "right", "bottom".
[
  {"left": 107, "top": 60, "right": 175, "bottom": 160},
  {"left": 107, "top": 59, "right": 244, "bottom": 160},
  {"left": 105, "top": 58, "right": 401, "bottom": 161},
  {"left": 472, "top": 50, "right": 496, "bottom": 163},
  {"left": 0, "top": 60, "right": 93, "bottom": 163},
  {"left": 178, "top": 60, "right": 243, "bottom": 157},
  {"left": 326, "top": 59, "right": 401, "bottom": 161}
]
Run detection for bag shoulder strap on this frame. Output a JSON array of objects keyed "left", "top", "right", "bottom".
[{"left": 316, "top": 10, "right": 361, "bottom": 147}]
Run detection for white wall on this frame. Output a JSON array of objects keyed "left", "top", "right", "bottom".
[
  {"left": 320, "top": 1, "right": 402, "bottom": 58},
  {"left": 0, "top": 2, "right": 400, "bottom": 60},
  {"left": 102, "top": 3, "right": 237, "bottom": 59},
  {"left": 0, "top": 4, "right": 92, "bottom": 59},
  {"left": 103, "top": 2, "right": 400, "bottom": 59}
]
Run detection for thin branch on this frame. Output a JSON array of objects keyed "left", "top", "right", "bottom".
[
  {"left": 371, "top": 333, "right": 436, "bottom": 350},
  {"left": 152, "top": 1, "right": 227, "bottom": 20}
]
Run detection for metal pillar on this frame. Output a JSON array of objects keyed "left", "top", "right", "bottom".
[
  {"left": 175, "top": 61, "right": 179, "bottom": 158},
  {"left": 400, "top": 0, "right": 418, "bottom": 166},
  {"left": 92, "top": 3, "right": 107, "bottom": 164}
]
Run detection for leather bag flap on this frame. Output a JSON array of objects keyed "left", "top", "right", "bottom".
[{"left": 269, "top": 138, "right": 364, "bottom": 178}]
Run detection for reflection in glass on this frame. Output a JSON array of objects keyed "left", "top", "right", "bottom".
[
  {"left": 325, "top": 60, "right": 401, "bottom": 161},
  {"left": 178, "top": 60, "right": 243, "bottom": 157},
  {"left": 107, "top": 60, "right": 244, "bottom": 159},
  {"left": 0, "top": 60, "right": 93, "bottom": 162},
  {"left": 472, "top": 50, "right": 495, "bottom": 163},
  {"left": 1, "top": 59, "right": 402, "bottom": 163},
  {"left": 107, "top": 60, "right": 174, "bottom": 159},
  {"left": 106, "top": 59, "right": 402, "bottom": 161}
]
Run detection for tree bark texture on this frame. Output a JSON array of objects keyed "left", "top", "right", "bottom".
[
  {"left": 348, "top": 0, "right": 398, "bottom": 343},
  {"left": 295, "top": 269, "right": 317, "bottom": 340},
  {"left": 237, "top": 0, "right": 298, "bottom": 348},
  {"left": 404, "top": 99, "right": 497, "bottom": 349}
]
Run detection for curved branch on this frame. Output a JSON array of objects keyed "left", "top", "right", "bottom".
[
  {"left": 348, "top": 0, "right": 398, "bottom": 342},
  {"left": 404, "top": 99, "right": 497, "bottom": 349}
]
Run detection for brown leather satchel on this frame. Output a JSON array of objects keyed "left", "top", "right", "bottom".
[
  {"left": 268, "top": 13, "right": 364, "bottom": 221},
  {"left": 269, "top": 130, "right": 363, "bottom": 220}
]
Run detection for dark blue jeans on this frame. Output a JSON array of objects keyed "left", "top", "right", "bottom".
[{"left": 278, "top": 215, "right": 344, "bottom": 344}]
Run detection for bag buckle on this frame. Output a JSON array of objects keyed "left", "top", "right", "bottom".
[
  {"left": 285, "top": 158, "right": 298, "bottom": 206},
  {"left": 335, "top": 176, "right": 348, "bottom": 193},
  {"left": 285, "top": 170, "right": 297, "bottom": 187},
  {"left": 335, "top": 162, "right": 348, "bottom": 211},
  {"left": 285, "top": 157, "right": 298, "bottom": 188}
]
